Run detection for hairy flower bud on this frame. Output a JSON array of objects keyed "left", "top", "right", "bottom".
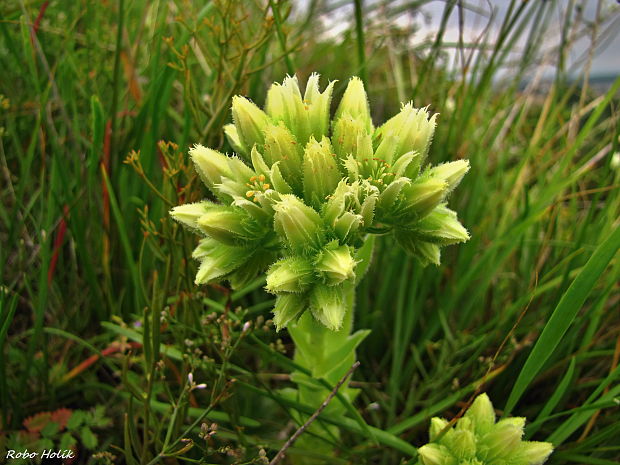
[
  {"left": 396, "top": 178, "right": 447, "bottom": 223},
  {"left": 429, "top": 418, "right": 450, "bottom": 441},
  {"left": 224, "top": 123, "right": 246, "bottom": 156},
  {"left": 273, "top": 293, "right": 307, "bottom": 331},
  {"left": 196, "top": 205, "right": 251, "bottom": 245},
  {"left": 418, "top": 444, "right": 456, "bottom": 465},
  {"left": 190, "top": 145, "right": 233, "bottom": 193},
  {"left": 263, "top": 122, "right": 303, "bottom": 193},
  {"left": 414, "top": 240, "right": 441, "bottom": 267},
  {"left": 334, "top": 77, "right": 373, "bottom": 133},
  {"left": 273, "top": 195, "right": 325, "bottom": 252},
  {"left": 513, "top": 442, "right": 554, "bottom": 465},
  {"left": 429, "top": 160, "right": 470, "bottom": 193},
  {"left": 303, "top": 137, "right": 341, "bottom": 208},
  {"left": 465, "top": 393, "right": 496, "bottom": 435},
  {"left": 304, "top": 72, "right": 336, "bottom": 139},
  {"left": 231, "top": 95, "right": 270, "bottom": 153},
  {"left": 192, "top": 238, "right": 253, "bottom": 284},
  {"left": 170, "top": 201, "right": 212, "bottom": 232},
  {"left": 374, "top": 103, "right": 437, "bottom": 163},
  {"left": 309, "top": 284, "right": 346, "bottom": 331},
  {"left": 315, "top": 243, "right": 356, "bottom": 285},
  {"left": 414, "top": 205, "right": 470, "bottom": 245},
  {"left": 266, "top": 256, "right": 314, "bottom": 293},
  {"left": 266, "top": 76, "right": 311, "bottom": 146},
  {"left": 332, "top": 114, "right": 373, "bottom": 162}
]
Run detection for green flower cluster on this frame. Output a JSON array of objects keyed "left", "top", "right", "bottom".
[
  {"left": 418, "top": 394, "right": 553, "bottom": 465},
  {"left": 171, "top": 74, "right": 470, "bottom": 331}
]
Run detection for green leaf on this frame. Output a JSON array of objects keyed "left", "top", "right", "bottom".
[
  {"left": 40, "top": 421, "right": 60, "bottom": 438},
  {"left": 527, "top": 357, "right": 576, "bottom": 437},
  {"left": 546, "top": 365, "right": 620, "bottom": 445},
  {"left": 354, "top": 235, "right": 375, "bottom": 284},
  {"left": 38, "top": 438, "right": 54, "bottom": 450},
  {"left": 80, "top": 426, "right": 98, "bottom": 449},
  {"left": 504, "top": 224, "right": 620, "bottom": 415},
  {"left": 66, "top": 410, "right": 86, "bottom": 430},
  {"left": 90, "top": 405, "right": 112, "bottom": 428},
  {"left": 60, "top": 432, "right": 77, "bottom": 451}
]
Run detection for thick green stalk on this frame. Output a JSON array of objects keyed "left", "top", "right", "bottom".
[{"left": 286, "top": 275, "right": 369, "bottom": 462}]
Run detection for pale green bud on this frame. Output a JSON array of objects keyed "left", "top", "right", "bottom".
[
  {"left": 377, "top": 177, "right": 410, "bottom": 213},
  {"left": 482, "top": 421, "right": 524, "bottom": 461},
  {"left": 170, "top": 201, "right": 212, "bottom": 232},
  {"left": 273, "top": 293, "right": 307, "bottom": 331},
  {"left": 418, "top": 444, "right": 456, "bottom": 465},
  {"left": 303, "top": 136, "right": 341, "bottom": 208},
  {"left": 190, "top": 145, "right": 233, "bottom": 191},
  {"left": 415, "top": 240, "right": 441, "bottom": 266},
  {"left": 429, "top": 160, "right": 470, "bottom": 193},
  {"left": 496, "top": 416, "right": 526, "bottom": 430},
  {"left": 224, "top": 123, "right": 247, "bottom": 156},
  {"left": 343, "top": 155, "right": 360, "bottom": 180},
  {"left": 391, "top": 151, "right": 419, "bottom": 179},
  {"left": 266, "top": 256, "right": 314, "bottom": 293},
  {"left": 333, "top": 211, "right": 362, "bottom": 243},
  {"left": 374, "top": 103, "right": 437, "bottom": 162},
  {"left": 232, "top": 95, "right": 270, "bottom": 152},
  {"left": 373, "top": 131, "right": 398, "bottom": 164},
  {"left": 270, "top": 163, "right": 293, "bottom": 194},
  {"left": 228, "top": 249, "right": 276, "bottom": 290},
  {"left": 197, "top": 206, "right": 250, "bottom": 245},
  {"left": 450, "top": 430, "right": 476, "bottom": 459},
  {"left": 513, "top": 441, "right": 554, "bottom": 465},
  {"left": 429, "top": 417, "right": 450, "bottom": 441},
  {"left": 456, "top": 416, "right": 473, "bottom": 432},
  {"left": 360, "top": 193, "right": 377, "bottom": 227},
  {"left": 393, "top": 229, "right": 440, "bottom": 265},
  {"left": 309, "top": 284, "right": 346, "bottom": 331},
  {"left": 250, "top": 146, "right": 271, "bottom": 177},
  {"left": 334, "top": 77, "right": 373, "bottom": 133},
  {"left": 396, "top": 178, "right": 448, "bottom": 223},
  {"left": 464, "top": 393, "right": 495, "bottom": 435},
  {"left": 266, "top": 75, "right": 302, "bottom": 117},
  {"left": 266, "top": 76, "right": 311, "bottom": 146},
  {"left": 304, "top": 73, "right": 336, "bottom": 140},
  {"left": 332, "top": 113, "right": 373, "bottom": 162},
  {"left": 192, "top": 238, "right": 253, "bottom": 284},
  {"left": 263, "top": 122, "right": 303, "bottom": 193},
  {"left": 273, "top": 194, "right": 325, "bottom": 252},
  {"left": 414, "top": 205, "right": 470, "bottom": 245},
  {"left": 322, "top": 180, "right": 349, "bottom": 225},
  {"left": 315, "top": 244, "right": 356, "bottom": 285}
]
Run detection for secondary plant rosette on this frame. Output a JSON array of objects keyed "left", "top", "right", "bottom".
[
  {"left": 417, "top": 394, "right": 553, "bottom": 465},
  {"left": 171, "top": 73, "right": 470, "bottom": 461}
]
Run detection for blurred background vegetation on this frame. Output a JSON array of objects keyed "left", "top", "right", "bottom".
[{"left": 1, "top": 0, "right": 619, "bottom": 463}]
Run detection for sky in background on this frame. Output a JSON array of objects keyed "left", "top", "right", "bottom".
[
  {"left": 418, "top": 0, "right": 620, "bottom": 77},
  {"left": 309, "top": 0, "right": 620, "bottom": 78}
]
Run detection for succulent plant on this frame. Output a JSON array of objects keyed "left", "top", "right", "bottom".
[
  {"left": 417, "top": 394, "right": 553, "bottom": 465},
  {"left": 171, "top": 73, "right": 469, "bottom": 332}
]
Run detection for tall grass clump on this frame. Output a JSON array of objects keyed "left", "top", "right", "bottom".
[{"left": 0, "top": 0, "right": 618, "bottom": 464}]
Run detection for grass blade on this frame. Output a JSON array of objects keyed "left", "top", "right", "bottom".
[{"left": 504, "top": 224, "right": 620, "bottom": 415}]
